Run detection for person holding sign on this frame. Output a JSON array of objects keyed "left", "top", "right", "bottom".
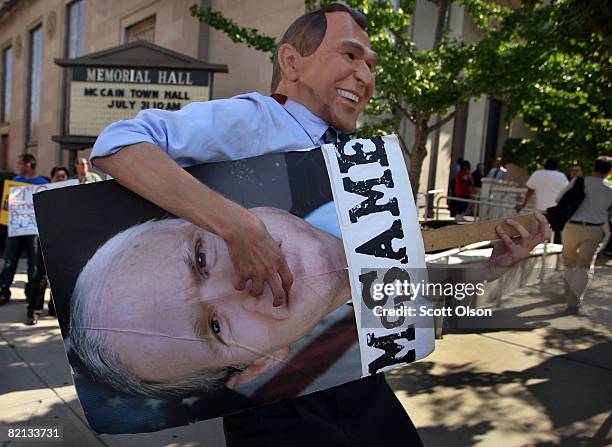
[
  {"left": 90, "top": 4, "right": 549, "bottom": 446},
  {"left": 0, "top": 154, "right": 48, "bottom": 307}
]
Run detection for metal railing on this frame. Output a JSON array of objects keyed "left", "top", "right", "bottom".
[
  {"left": 433, "top": 195, "right": 537, "bottom": 221},
  {"left": 425, "top": 240, "right": 494, "bottom": 264},
  {"left": 416, "top": 189, "right": 444, "bottom": 222}
]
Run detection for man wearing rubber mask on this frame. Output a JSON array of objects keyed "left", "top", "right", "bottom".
[{"left": 92, "top": 3, "right": 548, "bottom": 445}]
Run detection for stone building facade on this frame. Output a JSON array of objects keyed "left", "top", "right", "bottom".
[{"left": 0, "top": 0, "right": 529, "bottom": 194}]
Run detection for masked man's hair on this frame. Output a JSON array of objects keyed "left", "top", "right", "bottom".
[{"left": 270, "top": 3, "right": 367, "bottom": 93}]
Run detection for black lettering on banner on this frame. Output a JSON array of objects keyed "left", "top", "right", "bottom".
[
  {"left": 335, "top": 136, "right": 389, "bottom": 174},
  {"left": 342, "top": 169, "right": 399, "bottom": 223},
  {"left": 380, "top": 268, "right": 412, "bottom": 329},
  {"left": 359, "top": 270, "right": 379, "bottom": 309},
  {"left": 355, "top": 219, "right": 408, "bottom": 264},
  {"left": 366, "top": 327, "right": 416, "bottom": 374},
  {"left": 359, "top": 268, "right": 413, "bottom": 329},
  {"left": 84, "top": 88, "right": 97, "bottom": 96}
]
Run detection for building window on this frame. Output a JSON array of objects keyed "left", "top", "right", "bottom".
[
  {"left": 27, "top": 26, "right": 42, "bottom": 144},
  {"left": 1, "top": 46, "right": 12, "bottom": 123},
  {"left": 125, "top": 16, "right": 156, "bottom": 43},
  {"left": 67, "top": 0, "right": 85, "bottom": 58}
]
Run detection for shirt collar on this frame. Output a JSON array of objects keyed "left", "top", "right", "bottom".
[{"left": 284, "top": 99, "right": 330, "bottom": 145}]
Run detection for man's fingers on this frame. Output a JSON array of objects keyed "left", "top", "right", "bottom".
[
  {"left": 268, "top": 273, "right": 286, "bottom": 307},
  {"left": 496, "top": 225, "right": 517, "bottom": 251},
  {"left": 506, "top": 218, "right": 530, "bottom": 245},
  {"left": 234, "top": 273, "right": 248, "bottom": 291},
  {"left": 251, "top": 276, "right": 265, "bottom": 297},
  {"left": 278, "top": 258, "right": 293, "bottom": 293}
]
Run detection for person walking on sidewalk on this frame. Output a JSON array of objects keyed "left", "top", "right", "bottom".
[
  {"left": 516, "top": 158, "right": 569, "bottom": 213},
  {"left": 561, "top": 157, "right": 612, "bottom": 313},
  {"left": 0, "top": 154, "right": 48, "bottom": 307}
]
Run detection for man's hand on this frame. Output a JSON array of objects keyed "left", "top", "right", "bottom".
[
  {"left": 225, "top": 210, "right": 293, "bottom": 307},
  {"left": 95, "top": 143, "right": 293, "bottom": 306},
  {"left": 489, "top": 212, "right": 550, "bottom": 270}
]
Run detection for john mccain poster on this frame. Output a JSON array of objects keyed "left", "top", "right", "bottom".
[{"left": 34, "top": 135, "right": 434, "bottom": 434}]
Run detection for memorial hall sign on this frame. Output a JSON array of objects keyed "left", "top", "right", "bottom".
[
  {"left": 54, "top": 41, "right": 227, "bottom": 156},
  {"left": 69, "top": 66, "right": 210, "bottom": 135}
]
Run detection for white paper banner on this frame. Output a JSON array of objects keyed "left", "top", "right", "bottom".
[
  {"left": 8, "top": 179, "right": 79, "bottom": 237},
  {"left": 321, "top": 134, "right": 435, "bottom": 376}
]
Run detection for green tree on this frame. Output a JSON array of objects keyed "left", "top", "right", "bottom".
[
  {"left": 191, "top": 0, "right": 609, "bottom": 191},
  {"left": 470, "top": 0, "right": 611, "bottom": 173}
]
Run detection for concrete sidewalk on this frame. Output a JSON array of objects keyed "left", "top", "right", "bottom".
[{"left": 1, "top": 258, "right": 610, "bottom": 447}]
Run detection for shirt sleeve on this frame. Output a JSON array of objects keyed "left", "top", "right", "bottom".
[
  {"left": 91, "top": 94, "right": 269, "bottom": 168},
  {"left": 525, "top": 172, "right": 537, "bottom": 190},
  {"left": 556, "top": 177, "right": 575, "bottom": 200}
]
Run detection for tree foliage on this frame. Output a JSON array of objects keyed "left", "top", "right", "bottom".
[
  {"left": 469, "top": 0, "right": 611, "bottom": 173},
  {"left": 191, "top": 0, "right": 610, "bottom": 190}
]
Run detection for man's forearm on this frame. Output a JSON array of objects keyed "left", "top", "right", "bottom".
[
  {"left": 94, "top": 142, "right": 249, "bottom": 240},
  {"left": 519, "top": 188, "right": 535, "bottom": 209}
]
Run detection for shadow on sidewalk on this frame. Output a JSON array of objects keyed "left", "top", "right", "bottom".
[{"left": 389, "top": 340, "right": 611, "bottom": 446}]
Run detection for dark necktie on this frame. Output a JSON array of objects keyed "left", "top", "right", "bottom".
[{"left": 322, "top": 127, "right": 339, "bottom": 144}]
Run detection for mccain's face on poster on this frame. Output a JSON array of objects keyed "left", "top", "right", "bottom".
[{"left": 69, "top": 206, "right": 351, "bottom": 397}]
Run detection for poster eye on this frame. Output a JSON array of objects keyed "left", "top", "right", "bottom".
[
  {"left": 196, "top": 251, "right": 206, "bottom": 269},
  {"left": 210, "top": 318, "right": 221, "bottom": 335}
]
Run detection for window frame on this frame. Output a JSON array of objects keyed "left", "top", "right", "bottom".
[
  {"left": 26, "top": 24, "right": 43, "bottom": 146},
  {"left": 124, "top": 15, "right": 156, "bottom": 44},
  {"left": 66, "top": 0, "right": 85, "bottom": 58},
  {"left": 1, "top": 45, "right": 12, "bottom": 124}
]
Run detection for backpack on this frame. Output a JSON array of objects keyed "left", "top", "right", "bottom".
[{"left": 546, "top": 176, "right": 585, "bottom": 232}]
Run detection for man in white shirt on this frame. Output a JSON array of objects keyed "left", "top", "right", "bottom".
[
  {"left": 560, "top": 158, "right": 612, "bottom": 312},
  {"left": 516, "top": 158, "right": 569, "bottom": 212}
]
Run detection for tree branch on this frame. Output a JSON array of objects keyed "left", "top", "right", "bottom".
[
  {"left": 394, "top": 102, "right": 414, "bottom": 122},
  {"left": 427, "top": 110, "right": 456, "bottom": 133}
]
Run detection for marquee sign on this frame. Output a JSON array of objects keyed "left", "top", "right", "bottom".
[
  {"left": 55, "top": 41, "right": 227, "bottom": 142},
  {"left": 68, "top": 66, "right": 210, "bottom": 136}
]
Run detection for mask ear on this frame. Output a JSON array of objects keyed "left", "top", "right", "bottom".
[
  {"left": 277, "top": 43, "right": 302, "bottom": 82},
  {"left": 226, "top": 347, "right": 290, "bottom": 388}
]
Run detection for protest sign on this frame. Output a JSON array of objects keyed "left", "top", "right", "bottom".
[
  {"left": 1, "top": 180, "right": 30, "bottom": 226},
  {"left": 8, "top": 180, "right": 78, "bottom": 236},
  {"left": 33, "top": 138, "right": 433, "bottom": 434},
  {"left": 321, "top": 135, "right": 433, "bottom": 376}
]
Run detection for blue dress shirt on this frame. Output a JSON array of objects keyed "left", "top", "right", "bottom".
[{"left": 92, "top": 93, "right": 332, "bottom": 166}]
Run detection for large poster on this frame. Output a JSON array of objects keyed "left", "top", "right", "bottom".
[{"left": 34, "top": 136, "right": 433, "bottom": 434}]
